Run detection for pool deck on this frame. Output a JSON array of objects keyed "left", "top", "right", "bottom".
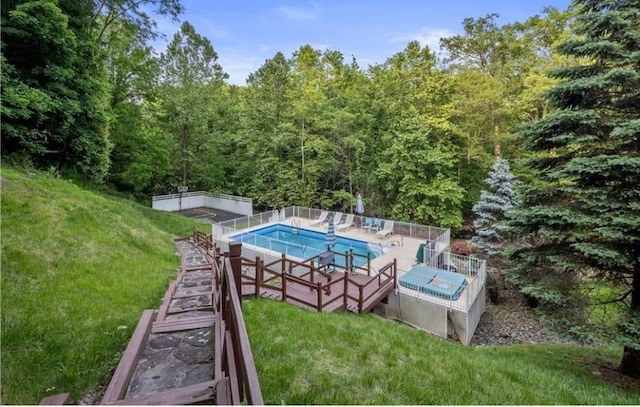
[{"left": 282, "top": 216, "right": 431, "bottom": 273}]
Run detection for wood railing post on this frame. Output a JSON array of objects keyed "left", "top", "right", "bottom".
[
  {"left": 255, "top": 257, "right": 261, "bottom": 297},
  {"left": 281, "top": 253, "right": 286, "bottom": 273},
  {"left": 282, "top": 272, "right": 287, "bottom": 301},
  {"left": 310, "top": 260, "right": 315, "bottom": 283},
  {"left": 367, "top": 252, "right": 371, "bottom": 276},
  {"left": 229, "top": 242, "right": 243, "bottom": 306},
  {"left": 343, "top": 271, "right": 349, "bottom": 309},
  {"left": 317, "top": 282, "right": 323, "bottom": 311},
  {"left": 358, "top": 286, "right": 364, "bottom": 314}
]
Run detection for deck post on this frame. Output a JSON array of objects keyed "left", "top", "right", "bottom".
[
  {"left": 393, "top": 258, "right": 398, "bottom": 288},
  {"left": 317, "top": 282, "right": 323, "bottom": 311},
  {"left": 282, "top": 271, "right": 287, "bottom": 302},
  {"left": 255, "top": 256, "right": 261, "bottom": 296},
  {"left": 367, "top": 252, "right": 371, "bottom": 276},
  {"left": 281, "top": 253, "right": 286, "bottom": 273},
  {"left": 229, "top": 242, "right": 243, "bottom": 305},
  {"left": 343, "top": 271, "right": 349, "bottom": 309},
  {"left": 310, "top": 260, "right": 315, "bottom": 283},
  {"left": 358, "top": 286, "right": 364, "bottom": 314}
]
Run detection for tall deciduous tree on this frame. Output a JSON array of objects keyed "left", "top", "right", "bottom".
[
  {"left": 371, "top": 41, "right": 464, "bottom": 228},
  {"left": 157, "top": 21, "right": 228, "bottom": 188},
  {"left": 1, "top": 0, "right": 111, "bottom": 181},
  {"left": 507, "top": 0, "right": 640, "bottom": 378}
]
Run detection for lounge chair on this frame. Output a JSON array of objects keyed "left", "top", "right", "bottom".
[
  {"left": 375, "top": 220, "right": 394, "bottom": 238},
  {"left": 329, "top": 212, "right": 344, "bottom": 227},
  {"left": 335, "top": 214, "right": 355, "bottom": 231},
  {"left": 309, "top": 211, "right": 329, "bottom": 226}
]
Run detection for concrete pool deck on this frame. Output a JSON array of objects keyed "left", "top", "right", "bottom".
[{"left": 236, "top": 216, "right": 438, "bottom": 274}]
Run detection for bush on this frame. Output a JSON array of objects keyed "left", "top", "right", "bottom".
[{"left": 451, "top": 241, "right": 472, "bottom": 256}]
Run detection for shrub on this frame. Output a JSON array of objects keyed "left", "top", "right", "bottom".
[{"left": 451, "top": 241, "right": 472, "bottom": 256}]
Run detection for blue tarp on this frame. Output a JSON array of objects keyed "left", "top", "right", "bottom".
[{"left": 399, "top": 264, "right": 468, "bottom": 301}]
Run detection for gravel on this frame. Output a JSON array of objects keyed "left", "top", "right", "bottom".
[{"left": 470, "top": 287, "right": 567, "bottom": 346}]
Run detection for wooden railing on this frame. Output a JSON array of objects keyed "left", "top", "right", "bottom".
[
  {"left": 346, "top": 259, "right": 397, "bottom": 313},
  {"left": 214, "top": 243, "right": 263, "bottom": 405},
  {"left": 236, "top": 251, "right": 396, "bottom": 314}
]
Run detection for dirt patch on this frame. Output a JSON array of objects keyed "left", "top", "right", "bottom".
[{"left": 573, "top": 356, "right": 640, "bottom": 394}]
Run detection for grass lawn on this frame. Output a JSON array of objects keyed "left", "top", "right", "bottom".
[
  {"left": 0, "top": 166, "right": 206, "bottom": 404},
  {"left": 244, "top": 298, "right": 640, "bottom": 405}
]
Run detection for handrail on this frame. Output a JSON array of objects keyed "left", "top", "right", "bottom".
[{"left": 218, "top": 256, "right": 263, "bottom": 405}]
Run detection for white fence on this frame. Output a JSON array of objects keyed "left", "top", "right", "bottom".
[
  {"left": 391, "top": 253, "right": 487, "bottom": 345},
  {"left": 152, "top": 191, "right": 253, "bottom": 215}
]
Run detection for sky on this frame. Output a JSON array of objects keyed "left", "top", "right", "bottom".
[{"left": 150, "top": 0, "right": 573, "bottom": 85}]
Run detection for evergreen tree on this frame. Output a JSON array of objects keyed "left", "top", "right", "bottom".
[
  {"left": 471, "top": 157, "right": 518, "bottom": 254},
  {"left": 507, "top": 0, "right": 640, "bottom": 377}
]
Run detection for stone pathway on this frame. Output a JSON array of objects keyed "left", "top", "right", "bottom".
[{"left": 122, "top": 239, "right": 216, "bottom": 401}]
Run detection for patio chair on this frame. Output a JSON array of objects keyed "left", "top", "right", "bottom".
[
  {"left": 335, "top": 214, "right": 355, "bottom": 231},
  {"left": 361, "top": 217, "right": 374, "bottom": 231},
  {"left": 370, "top": 218, "right": 382, "bottom": 232},
  {"left": 309, "top": 211, "right": 329, "bottom": 226},
  {"left": 375, "top": 220, "right": 394, "bottom": 238},
  {"left": 329, "top": 212, "right": 344, "bottom": 227}
]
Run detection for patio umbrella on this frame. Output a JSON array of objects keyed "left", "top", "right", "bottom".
[
  {"left": 355, "top": 194, "right": 365, "bottom": 215},
  {"left": 326, "top": 215, "right": 336, "bottom": 250}
]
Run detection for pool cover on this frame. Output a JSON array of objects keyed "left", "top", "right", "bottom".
[{"left": 399, "top": 265, "right": 468, "bottom": 301}]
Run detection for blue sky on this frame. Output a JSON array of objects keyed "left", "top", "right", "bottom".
[{"left": 151, "top": 0, "right": 572, "bottom": 85}]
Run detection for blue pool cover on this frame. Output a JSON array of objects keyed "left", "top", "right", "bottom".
[{"left": 399, "top": 265, "right": 468, "bottom": 301}]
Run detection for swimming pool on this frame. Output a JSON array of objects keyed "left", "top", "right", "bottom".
[{"left": 230, "top": 224, "right": 384, "bottom": 267}]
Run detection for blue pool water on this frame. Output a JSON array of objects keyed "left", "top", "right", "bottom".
[{"left": 231, "top": 224, "right": 383, "bottom": 266}]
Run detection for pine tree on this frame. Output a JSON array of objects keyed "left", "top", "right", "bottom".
[
  {"left": 471, "top": 157, "right": 519, "bottom": 254},
  {"left": 507, "top": 0, "right": 640, "bottom": 377}
]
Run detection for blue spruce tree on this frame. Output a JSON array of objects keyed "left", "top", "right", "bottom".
[{"left": 471, "top": 157, "right": 518, "bottom": 255}]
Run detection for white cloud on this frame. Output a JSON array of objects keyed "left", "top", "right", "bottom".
[
  {"left": 388, "top": 28, "right": 454, "bottom": 53},
  {"left": 273, "top": 4, "right": 320, "bottom": 21}
]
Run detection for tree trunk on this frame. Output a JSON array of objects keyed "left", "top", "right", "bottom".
[{"left": 619, "top": 262, "right": 640, "bottom": 378}]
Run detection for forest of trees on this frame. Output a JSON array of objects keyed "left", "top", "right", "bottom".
[{"left": 1, "top": 0, "right": 638, "bottom": 377}]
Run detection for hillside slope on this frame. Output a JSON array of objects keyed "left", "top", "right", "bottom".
[{"left": 0, "top": 167, "right": 203, "bottom": 404}]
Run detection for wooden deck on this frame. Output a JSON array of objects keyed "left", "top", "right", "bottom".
[{"left": 239, "top": 254, "right": 398, "bottom": 314}]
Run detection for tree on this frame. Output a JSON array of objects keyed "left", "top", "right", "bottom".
[
  {"left": 471, "top": 157, "right": 519, "bottom": 254},
  {"left": 156, "top": 21, "right": 228, "bottom": 188},
  {"left": 507, "top": 0, "right": 640, "bottom": 378},
  {"left": 1, "top": 0, "right": 111, "bottom": 181},
  {"left": 370, "top": 42, "right": 465, "bottom": 228}
]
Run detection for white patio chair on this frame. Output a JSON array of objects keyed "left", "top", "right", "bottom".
[
  {"left": 375, "top": 220, "right": 394, "bottom": 238},
  {"left": 309, "top": 211, "right": 329, "bottom": 226},
  {"left": 335, "top": 214, "right": 355, "bottom": 231}
]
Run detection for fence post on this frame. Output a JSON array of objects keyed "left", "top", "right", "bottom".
[
  {"left": 255, "top": 256, "right": 261, "bottom": 297},
  {"left": 282, "top": 272, "right": 287, "bottom": 302},
  {"left": 393, "top": 258, "right": 398, "bottom": 289},
  {"left": 229, "top": 241, "right": 243, "bottom": 305},
  {"left": 343, "top": 272, "right": 349, "bottom": 310},
  {"left": 317, "top": 282, "right": 323, "bottom": 312}
]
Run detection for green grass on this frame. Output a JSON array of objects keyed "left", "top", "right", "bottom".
[
  {"left": 0, "top": 166, "right": 206, "bottom": 404},
  {"left": 244, "top": 298, "right": 639, "bottom": 405}
]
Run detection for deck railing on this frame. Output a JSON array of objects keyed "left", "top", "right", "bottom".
[
  {"left": 215, "top": 252, "right": 263, "bottom": 405},
  {"left": 236, "top": 251, "right": 396, "bottom": 314}
]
